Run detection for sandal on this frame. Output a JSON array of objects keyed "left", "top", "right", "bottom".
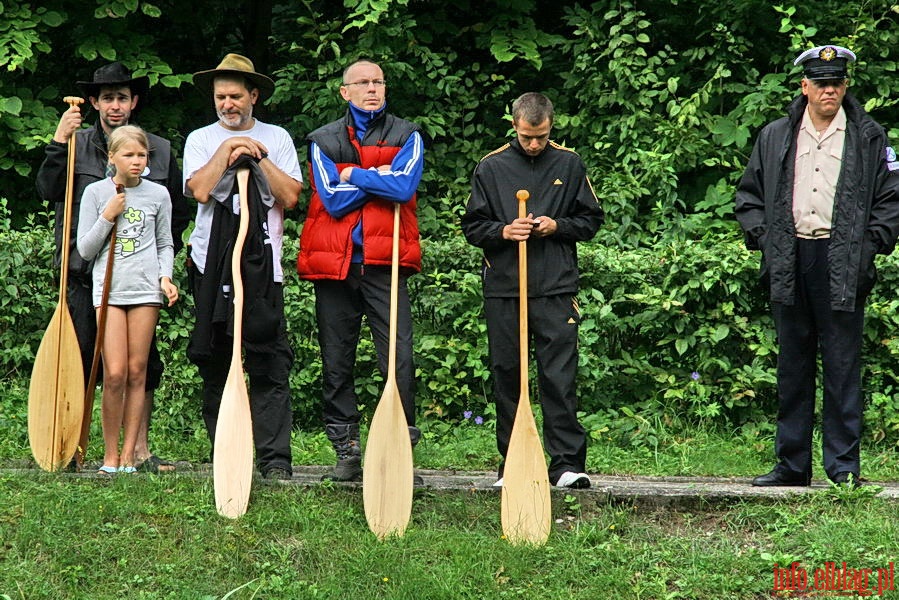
[
  {"left": 136, "top": 454, "right": 176, "bottom": 473},
  {"left": 97, "top": 465, "right": 118, "bottom": 476}
]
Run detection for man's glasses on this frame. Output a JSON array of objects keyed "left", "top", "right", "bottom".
[
  {"left": 343, "top": 79, "right": 386, "bottom": 88},
  {"left": 812, "top": 78, "right": 847, "bottom": 89}
]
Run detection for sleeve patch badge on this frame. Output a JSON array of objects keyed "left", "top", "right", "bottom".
[{"left": 886, "top": 146, "right": 899, "bottom": 172}]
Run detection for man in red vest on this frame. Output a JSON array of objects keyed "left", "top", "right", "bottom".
[{"left": 297, "top": 59, "right": 425, "bottom": 482}]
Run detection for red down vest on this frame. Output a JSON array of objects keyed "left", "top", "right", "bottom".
[{"left": 297, "top": 111, "right": 421, "bottom": 280}]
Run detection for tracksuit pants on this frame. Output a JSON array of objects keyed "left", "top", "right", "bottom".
[{"left": 485, "top": 294, "right": 586, "bottom": 483}]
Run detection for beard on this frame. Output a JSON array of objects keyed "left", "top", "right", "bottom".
[{"left": 217, "top": 109, "right": 252, "bottom": 129}]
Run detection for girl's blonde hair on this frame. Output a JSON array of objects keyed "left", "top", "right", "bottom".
[{"left": 107, "top": 124, "right": 149, "bottom": 156}]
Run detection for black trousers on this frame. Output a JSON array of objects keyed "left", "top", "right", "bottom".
[
  {"left": 67, "top": 274, "right": 163, "bottom": 390},
  {"left": 194, "top": 280, "right": 294, "bottom": 474},
  {"left": 313, "top": 264, "right": 416, "bottom": 427},
  {"left": 485, "top": 294, "right": 586, "bottom": 482},
  {"left": 771, "top": 238, "right": 865, "bottom": 479}
]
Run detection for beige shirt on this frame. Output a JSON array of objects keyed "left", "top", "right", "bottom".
[{"left": 792, "top": 106, "right": 846, "bottom": 238}]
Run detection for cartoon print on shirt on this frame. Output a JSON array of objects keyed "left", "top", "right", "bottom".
[{"left": 116, "top": 206, "right": 145, "bottom": 257}]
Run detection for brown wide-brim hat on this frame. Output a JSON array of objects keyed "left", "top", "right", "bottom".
[
  {"left": 76, "top": 62, "right": 150, "bottom": 101},
  {"left": 192, "top": 53, "right": 275, "bottom": 102}
]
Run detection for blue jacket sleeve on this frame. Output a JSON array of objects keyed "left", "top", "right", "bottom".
[
  {"left": 347, "top": 131, "right": 424, "bottom": 203},
  {"left": 309, "top": 141, "right": 370, "bottom": 218}
]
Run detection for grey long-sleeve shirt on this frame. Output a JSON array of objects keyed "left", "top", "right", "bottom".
[{"left": 77, "top": 178, "right": 174, "bottom": 306}]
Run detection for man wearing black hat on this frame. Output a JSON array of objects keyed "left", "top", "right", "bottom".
[
  {"left": 736, "top": 45, "right": 899, "bottom": 487},
  {"left": 183, "top": 53, "right": 302, "bottom": 480},
  {"left": 36, "top": 62, "right": 190, "bottom": 472}
]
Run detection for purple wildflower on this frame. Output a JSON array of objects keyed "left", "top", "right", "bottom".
[
  {"left": 691, "top": 371, "right": 700, "bottom": 381},
  {"left": 463, "top": 410, "right": 473, "bottom": 420},
  {"left": 474, "top": 416, "right": 484, "bottom": 425}
]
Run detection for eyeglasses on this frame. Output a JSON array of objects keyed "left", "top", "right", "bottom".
[
  {"left": 343, "top": 79, "right": 386, "bottom": 88},
  {"left": 812, "top": 78, "right": 847, "bottom": 89}
]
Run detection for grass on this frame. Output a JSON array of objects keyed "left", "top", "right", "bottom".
[
  {"left": 3, "top": 380, "right": 899, "bottom": 599},
  {"left": 0, "top": 472, "right": 897, "bottom": 599}
]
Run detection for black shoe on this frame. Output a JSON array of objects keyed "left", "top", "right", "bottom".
[
  {"left": 830, "top": 472, "right": 861, "bottom": 488},
  {"left": 321, "top": 456, "right": 362, "bottom": 482},
  {"left": 752, "top": 468, "right": 811, "bottom": 487},
  {"left": 262, "top": 467, "right": 293, "bottom": 481}
]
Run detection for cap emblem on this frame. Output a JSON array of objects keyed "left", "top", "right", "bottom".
[{"left": 819, "top": 47, "right": 837, "bottom": 62}]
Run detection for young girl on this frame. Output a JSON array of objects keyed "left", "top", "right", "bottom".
[{"left": 77, "top": 125, "right": 178, "bottom": 474}]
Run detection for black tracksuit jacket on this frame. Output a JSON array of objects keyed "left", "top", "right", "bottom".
[{"left": 461, "top": 138, "right": 604, "bottom": 298}]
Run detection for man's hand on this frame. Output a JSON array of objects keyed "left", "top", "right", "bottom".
[
  {"left": 503, "top": 212, "right": 539, "bottom": 241},
  {"left": 52, "top": 105, "right": 83, "bottom": 144},
  {"left": 531, "top": 215, "right": 557, "bottom": 237},
  {"left": 225, "top": 136, "right": 269, "bottom": 166},
  {"left": 502, "top": 213, "right": 557, "bottom": 240},
  {"left": 340, "top": 164, "right": 391, "bottom": 182}
]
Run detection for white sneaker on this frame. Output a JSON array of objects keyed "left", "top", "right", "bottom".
[
  {"left": 555, "top": 471, "right": 591, "bottom": 489},
  {"left": 492, "top": 477, "right": 504, "bottom": 488}
]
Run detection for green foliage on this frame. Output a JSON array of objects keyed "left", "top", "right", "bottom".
[
  {"left": 6, "top": 198, "right": 899, "bottom": 451},
  {"left": 0, "top": 200, "right": 57, "bottom": 379},
  {"left": 4, "top": 1, "right": 899, "bottom": 453}
]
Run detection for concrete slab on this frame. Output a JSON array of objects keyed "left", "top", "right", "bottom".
[{"left": 6, "top": 463, "right": 896, "bottom": 507}]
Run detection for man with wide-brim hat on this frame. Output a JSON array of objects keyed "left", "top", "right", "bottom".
[
  {"left": 736, "top": 44, "right": 899, "bottom": 489},
  {"left": 182, "top": 53, "right": 302, "bottom": 481},
  {"left": 36, "top": 61, "right": 191, "bottom": 473},
  {"left": 76, "top": 61, "right": 150, "bottom": 105},
  {"left": 191, "top": 53, "right": 275, "bottom": 103}
]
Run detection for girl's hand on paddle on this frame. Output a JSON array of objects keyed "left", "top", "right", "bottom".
[
  {"left": 102, "top": 191, "right": 126, "bottom": 222},
  {"left": 503, "top": 212, "right": 539, "bottom": 241},
  {"left": 160, "top": 277, "right": 179, "bottom": 307}
]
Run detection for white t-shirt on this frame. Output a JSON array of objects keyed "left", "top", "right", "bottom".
[{"left": 183, "top": 119, "right": 302, "bottom": 282}]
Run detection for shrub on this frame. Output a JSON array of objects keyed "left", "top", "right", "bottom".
[{"left": 5, "top": 199, "right": 898, "bottom": 449}]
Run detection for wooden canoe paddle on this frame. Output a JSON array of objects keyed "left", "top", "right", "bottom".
[
  {"left": 213, "top": 167, "right": 254, "bottom": 519},
  {"left": 363, "top": 203, "right": 414, "bottom": 540},
  {"left": 28, "top": 96, "right": 87, "bottom": 472},
  {"left": 500, "top": 189, "right": 552, "bottom": 546},
  {"left": 75, "top": 182, "right": 120, "bottom": 468}
]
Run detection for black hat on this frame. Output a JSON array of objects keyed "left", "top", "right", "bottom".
[
  {"left": 794, "top": 45, "right": 856, "bottom": 80},
  {"left": 192, "top": 53, "right": 275, "bottom": 103},
  {"left": 76, "top": 62, "right": 150, "bottom": 100}
]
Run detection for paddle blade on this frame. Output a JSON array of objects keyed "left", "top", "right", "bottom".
[
  {"left": 28, "top": 303, "right": 85, "bottom": 471},
  {"left": 501, "top": 396, "right": 551, "bottom": 546},
  {"left": 363, "top": 378, "right": 413, "bottom": 540},
  {"left": 213, "top": 362, "right": 254, "bottom": 519}
]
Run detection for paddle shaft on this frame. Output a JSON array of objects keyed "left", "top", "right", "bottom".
[
  {"left": 77, "top": 183, "right": 120, "bottom": 465},
  {"left": 517, "top": 191, "right": 529, "bottom": 400},
  {"left": 53, "top": 96, "right": 85, "bottom": 402},
  {"left": 51, "top": 97, "right": 83, "bottom": 459},
  {"left": 58, "top": 97, "right": 83, "bottom": 299},
  {"left": 387, "top": 205, "right": 400, "bottom": 376}
]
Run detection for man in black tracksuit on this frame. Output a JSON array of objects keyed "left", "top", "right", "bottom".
[
  {"left": 462, "top": 92, "right": 603, "bottom": 489},
  {"left": 736, "top": 45, "right": 899, "bottom": 487}
]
